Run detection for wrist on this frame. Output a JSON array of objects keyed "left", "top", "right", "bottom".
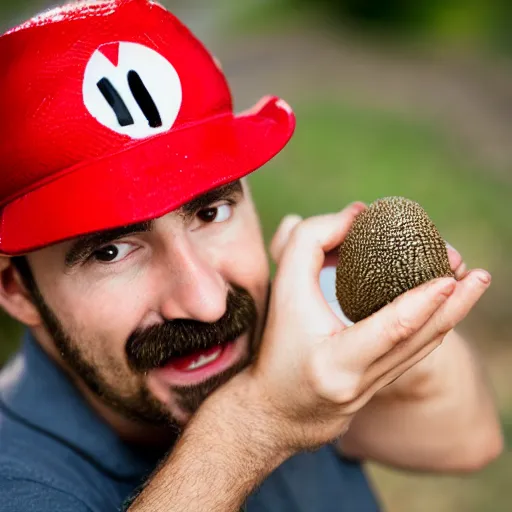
[
  {"left": 128, "top": 373, "right": 292, "bottom": 512},
  {"left": 200, "top": 371, "right": 295, "bottom": 470}
]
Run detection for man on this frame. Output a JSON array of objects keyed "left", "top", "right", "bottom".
[{"left": 0, "top": 1, "right": 503, "bottom": 511}]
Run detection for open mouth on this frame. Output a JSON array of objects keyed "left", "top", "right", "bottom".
[
  {"left": 149, "top": 335, "right": 248, "bottom": 387},
  {"left": 167, "top": 343, "right": 230, "bottom": 372},
  {"left": 170, "top": 344, "right": 226, "bottom": 371}
]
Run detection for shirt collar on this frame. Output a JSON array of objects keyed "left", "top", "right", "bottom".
[{"left": 0, "top": 331, "right": 161, "bottom": 480}]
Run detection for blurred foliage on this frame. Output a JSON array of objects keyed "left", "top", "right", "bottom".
[
  {"left": 368, "top": 412, "right": 512, "bottom": 512},
  {"left": 0, "top": 312, "right": 23, "bottom": 367},
  {"left": 237, "top": 0, "right": 512, "bottom": 54},
  {"left": 251, "top": 100, "right": 511, "bottom": 266},
  {"left": 3, "top": 0, "right": 512, "bottom": 53},
  {"left": 0, "top": 0, "right": 47, "bottom": 29}
]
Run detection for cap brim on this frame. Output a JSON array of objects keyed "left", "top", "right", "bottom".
[{"left": 0, "top": 96, "right": 295, "bottom": 255}]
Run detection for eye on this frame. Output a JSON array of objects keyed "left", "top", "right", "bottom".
[
  {"left": 197, "top": 204, "right": 233, "bottom": 224},
  {"left": 91, "top": 243, "right": 135, "bottom": 263}
]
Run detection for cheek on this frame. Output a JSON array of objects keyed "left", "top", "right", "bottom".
[{"left": 41, "top": 274, "right": 152, "bottom": 361}]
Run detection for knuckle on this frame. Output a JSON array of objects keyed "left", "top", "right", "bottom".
[
  {"left": 435, "top": 323, "right": 455, "bottom": 344},
  {"left": 272, "top": 216, "right": 305, "bottom": 260},
  {"left": 389, "top": 310, "right": 417, "bottom": 341},
  {"left": 437, "top": 324, "right": 452, "bottom": 339},
  {"left": 276, "top": 215, "right": 301, "bottom": 237},
  {"left": 432, "top": 312, "right": 454, "bottom": 338},
  {"left": 306, "top": 351, "right": 361, "bottom": 405},
  {"left": 288, "top": 221, "right": 304, "bottom": 243},
  {"left": 296, "top": 216, "right": 315, "bottom": 234},
  {"left": 331, "top": 379, "right": 361, "bottom": 406},
  {"left": 289, "top": 220, "right": 312, "bottom": 247}
]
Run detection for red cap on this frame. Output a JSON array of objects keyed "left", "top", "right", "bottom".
[{"left": 0, "top": 0, "right": 295, "bottom": 255}]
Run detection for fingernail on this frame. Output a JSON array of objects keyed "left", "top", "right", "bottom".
[
  {"left": 474, "top": 271, "right": 491, "bottom": 285},
  {"left": 350, "top": 202, "right": 367, "bottom": 213}
]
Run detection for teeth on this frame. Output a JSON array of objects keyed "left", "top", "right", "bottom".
[{"left": 186, "top": 349, "right": 222, "bottom": 371}]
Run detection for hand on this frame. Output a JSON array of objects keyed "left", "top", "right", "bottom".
[
  {"left": 237, "top": 204, "right": 491, "bottom": 455},
  {"left": 378, "top": 240, "right": 488, "bottom": 399}
]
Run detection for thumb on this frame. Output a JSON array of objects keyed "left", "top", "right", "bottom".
[
  {"left": 270, "top": 214, "right": 303, "bottom": 264},
  {"left": 277, "top": 203, "right": 366, "bottom": 297}
]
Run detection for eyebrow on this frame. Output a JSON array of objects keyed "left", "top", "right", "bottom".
[
  {"left": 177, "top": 180, "right": 243, "bottom": 218},
  {"left": 64, "top": 180, "right": 244, "bottom": 268}
]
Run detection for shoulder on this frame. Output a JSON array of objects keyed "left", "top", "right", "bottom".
[
  {"left": 0, "top": 476, "right": 93, "bottom": 512},
  {"left": 0, "top": 408, "right": 132, "bottom": 512}
]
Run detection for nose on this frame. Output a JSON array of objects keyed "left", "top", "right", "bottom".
[{"left": 158, "top": 238, "right": 228, "bottom": 324}]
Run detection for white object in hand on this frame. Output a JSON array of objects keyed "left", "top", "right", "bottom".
[{"left": 319, "top": 265, "right": 354, "bottom": 326}]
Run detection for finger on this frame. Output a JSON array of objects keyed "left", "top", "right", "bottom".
[
  {"left": 332, "top": 336, "right": 444, "bottom": 414},
  {"left": 445, "top": 241, "right": 467, "bottom": 279},
  {"left": 454, "top": 262, "right": 467, "bottom": 280},
  {"left": 362, "top": 329, "right": 444, "bottom": 392},
  {"left": 360, "top": 336, "right": 444, "bottom": 407},
  {"left": 271, "top": 203, "right": 366, "bottom": 333},
  {"left": 363, "top": 269, "right": 490, "bottom": 386},
  {"left": 277, "top": 202, "right": 366, "bottom": 291},
  {"left": 407, "top": 269, "right": 490, "bottom": 342},
  {"left": 270, "top": 214, "right": 303, "bottom": 264},
  {"left": 326, "top": 276, "right": 456, "bottom": 370}
]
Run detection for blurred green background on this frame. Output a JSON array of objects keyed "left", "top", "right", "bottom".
[{"left": 0, "top": 1, "right": 511, "bottom": 510}]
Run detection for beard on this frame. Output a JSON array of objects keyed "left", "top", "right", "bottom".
[
  {"left": 125, "top": 286, "right": 259, "bottom": 416},
  {"left": 27, "top": 277, "right": 261, "bottom": 432}
]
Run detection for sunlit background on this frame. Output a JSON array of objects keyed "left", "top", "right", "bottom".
[{"left": 1, "top": 1, "right": 511, "bottom": 510}]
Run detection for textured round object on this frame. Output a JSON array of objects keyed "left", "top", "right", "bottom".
[{"left": 335, "top": 197, "right": 454, "bottom": 323}]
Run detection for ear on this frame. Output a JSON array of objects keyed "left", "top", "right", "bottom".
[{"left": 0, "top": 256, "right": 42, "bottom": 327}]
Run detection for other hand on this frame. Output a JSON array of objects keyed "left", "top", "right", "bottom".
[{"left": 237, "top": 204, "right": 490, "bottom": 455}]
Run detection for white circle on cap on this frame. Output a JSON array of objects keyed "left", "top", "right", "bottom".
[{"left": 83, "top": 41, "right": 182, "bottom": 139}]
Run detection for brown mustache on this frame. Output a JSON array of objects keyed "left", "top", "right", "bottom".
[{"left": 125, "top": 285, "right": 257, "bottom": 373}]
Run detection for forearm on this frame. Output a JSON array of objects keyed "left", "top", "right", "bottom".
[
  {"left": 339, "top": 330, "right": 503, "bottom": 472},
  {"left": 128, "top": 377, "right": 288, "bottom": 512}
]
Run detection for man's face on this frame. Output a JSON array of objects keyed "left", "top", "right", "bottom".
[{"left": 23, "top": 180, "right": 270, "bottom": 429}]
